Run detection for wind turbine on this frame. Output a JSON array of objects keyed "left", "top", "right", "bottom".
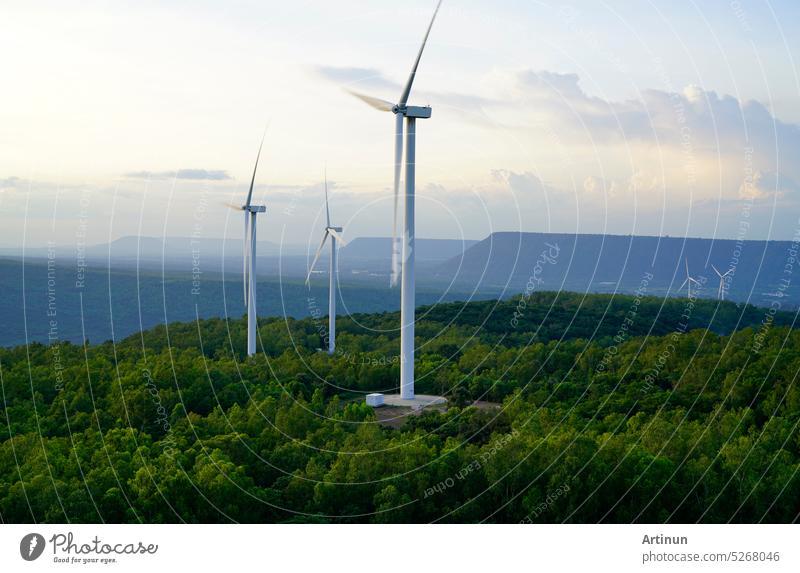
[
  {"left": 306, "top": 170, "right": 346, "bottom": 355},
  {"left": 238, "top": 134, "right": 267, "bottom": 356},
  {"left": 711, "top": 265, "right": 733, "bottom": 300},
  {"left": 348, "top": 0, "right": 443, "bottom": 400},
  {"left": 679, "top": 258, "right": 701, "bottom": 299}
]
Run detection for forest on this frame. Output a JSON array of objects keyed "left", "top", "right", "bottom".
[{"left": 0, "top": 292, "right": 798, "bottom": 523}]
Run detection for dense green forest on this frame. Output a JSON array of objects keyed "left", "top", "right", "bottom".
[{"left": 1, "top": 292, "right": 798, "bottom": 523}]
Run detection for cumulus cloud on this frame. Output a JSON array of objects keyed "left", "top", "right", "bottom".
[
  {"left": 491, "top": 170, "right": 548, "bottom": 195},
  {"left": 516, "top": 70, "right": 797, "bottom": 156},
  {"left": 483, "top": 69, "right": 800, "bottom": 211},
  {"left": 512, "top": 74, "right": 706, "bottom": 146}
]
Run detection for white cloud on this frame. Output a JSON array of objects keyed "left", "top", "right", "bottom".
[{"left": 476, "top": 69, "right": 800, "bottom": 218}]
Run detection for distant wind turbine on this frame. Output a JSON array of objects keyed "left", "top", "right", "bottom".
[
  {"left": 306, "top": 170, "right": 346, "bottom": 355},
  {"left": 679, "top": 258, "right": 701, "bottom": 299},
  {"left": 234, "top": 131, "right": 267, "bottom": 356},
  {"left": 348, "top": 0, "right": 443, "bottom": 400},
  {"left": 711, "top": 265, "right": 733, "bottom": 301}
]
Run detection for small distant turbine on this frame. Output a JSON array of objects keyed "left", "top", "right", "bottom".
[
  {"left": 306, "top": 170, "right": 346, "bottom": 355},
  {"left": 711, "top": 265, "right": 733, "bottom": 301},
  {"left": 233, "top": 130, "right": 267, "bottom": 356},
  {"left": 679, "top": 258, "right": 701, "bottom": 299}
]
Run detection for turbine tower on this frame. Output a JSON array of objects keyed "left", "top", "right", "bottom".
[
  {"left": 679, "top": 258, "right": 700, "bottom": 299},
  {"left": 711, "top": 265, "right": 732, "bottom": 301},
  {"left": 349, "top": 0, "right": 443, "bottom": 400},
  {"left": 240, "top": 134, "right": 266, "bottom": 356},
  {"left": 306, "top": 170, "right": 346, "bottom": 355}
]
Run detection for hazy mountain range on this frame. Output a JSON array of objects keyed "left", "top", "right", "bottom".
[
  {"left": 0, "top": 235, "right": 476, "bottom": 279},
  {"left": 438, "top": 232, "right": 798, "bottom": 308},
  {"left": 2, "top": 231, "right": 797, "bottom": 346}
]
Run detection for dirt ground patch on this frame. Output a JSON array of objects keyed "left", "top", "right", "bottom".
[
  {"left": 373, "top": 400, "right": 500, "bottom": 428},
  {"left": 373, "top": 405, "right": 441, "bottom": 428}
]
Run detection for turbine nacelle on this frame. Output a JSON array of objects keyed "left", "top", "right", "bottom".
[
  {"left": 243, "top": 205, "right": 266, "bottom": 213},
  {"left": 396, "top": 105, "right": 432, "bottom": 119},
  {"left": 348, "top": 94, "right": 433, "bottom": 119}
]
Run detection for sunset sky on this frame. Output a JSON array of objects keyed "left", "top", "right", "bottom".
[{"left": 2, "top": 0, "right": 799, "bottom": 249}]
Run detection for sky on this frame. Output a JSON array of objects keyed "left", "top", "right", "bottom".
[{"left": 2, "top": 0, "right": 800, "bottom": 251}]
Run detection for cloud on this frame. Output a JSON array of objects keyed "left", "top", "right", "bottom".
[
  {"left": 497, "top": 170, "right": 629, "bottom": 202},
  {"left": 484, "top": 69, "right": 800, "bottom": 210},
  {"left": 124, "top": 169, "right": 232, "bottom": 181},
  {"left": 518, "top": 70, "right": 598, "bottom": 104},
  {"left": 739, "top": 170, "right": 799, "bottom": 200},
  {"left": 491, "top": 170, "right": 547, "bottom": 195},
  {"left": 510, "top": 70, "right": 800, "bottom": 161},
  {"left": 0, "top": 176, "right": 21, "bottom": 191},
  {"left": 315, "top": 66, "right": 397, "bottom": 91}
]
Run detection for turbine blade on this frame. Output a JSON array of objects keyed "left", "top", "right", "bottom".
[
  {"left": 679, "top": 278, "right": 688, "bottom": 290},
  {"left": 328, "top": 228, "right": 347, "bottom": 246},
  {"left": 346, "top": 89, "right": 395, "bottom": 112},
  {"left": 306, "top": 231, "right": 330, "bottom": 286},
  {"left": 324, "top": 167, "right": 331, "bottom": 228},
  {"left": 243, "top": 213, "right": 250, "bottom": 305},
  {"left": 398, "top": 0, "right": 443, "bottom": 106},
  {"left": 223, "top": 202, "right": 242, "bottom": 210},
  {"left": 245, "top": 125, "right": 268, "bottom": 208},
  {"left": 684, "top": 257, "right": 690, "bottom": 279},
  {"left": 390, "top": 114, "right": 404, "bottom": 287},
  {"left": 711, "top": 264, "right": 722, "bottom": 277}
]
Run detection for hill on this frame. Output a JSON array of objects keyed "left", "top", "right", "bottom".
[
  {"left": 0, "top": 235, "right": 296, "bottom": 261},
  {"left": 0, "top": 293, "right": 798, "bottom": 523}
]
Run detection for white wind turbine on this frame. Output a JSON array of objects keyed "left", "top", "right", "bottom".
[
  {"left": 237, "top": 134, "right": 267, "bottom": 356},
  {"left": 711, "top": 265, "right": 733, "bottom": 301},
  {"left": 348, "top": 0, "right": 443, "bottom": 400},
  {"left": 306, "top": 170, "right": 346, "bottom": 355},
  {"left": 679, "top": 258, "right": 701, "bottom": 299}
]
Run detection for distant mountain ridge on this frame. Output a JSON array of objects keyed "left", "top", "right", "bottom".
[
  {"left": 0, "top": 235, "right": 297, "bottom": 261},
  {"left": 1, "top": 235, "right": 477, "bottom": 263},
  {"left": 0, "top": 235, "right": 479, "bottom": 279},
  {"left": 437, "top": 232, "right": 800, "bottom": 308}
]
